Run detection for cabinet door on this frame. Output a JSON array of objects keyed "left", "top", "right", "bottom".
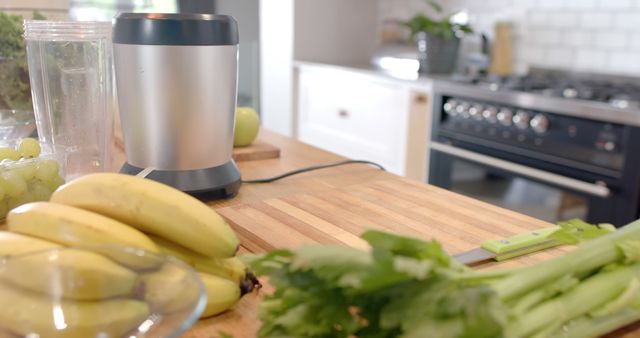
[{"left": 297, "top": 68, "right": 410, "bottom": 175}]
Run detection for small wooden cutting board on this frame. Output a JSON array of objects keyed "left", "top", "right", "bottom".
[{"left": 232, "top": 141, "right": 280, "bottom": 162}]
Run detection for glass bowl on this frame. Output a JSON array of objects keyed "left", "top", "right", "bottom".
[
  {"left": 0, "top": 110, "right": 36, "bottom": 146},
  {"left": 0, "top": 245, "right": 206, "bottom": 338}
]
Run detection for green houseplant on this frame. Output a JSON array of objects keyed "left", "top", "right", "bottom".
[
  {"left": 402, "top": 1, "right": 472, "bottom": 74},
  {"left": 0, "top": 11, "right": 44, "bottom": 111}
]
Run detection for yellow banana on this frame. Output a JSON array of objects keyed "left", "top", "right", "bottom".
[
  {"left": 0, "top": 281, "right": 149, "bottom": 338},
  {"left": 7, "top": 202, "right": 160, "bottom": 269},
  {"left": 50, "top": 173, "right": 239, "bottom": 258},
  {"left": 199, "top": 272, "right": 242, "bottom": 318},
  {"left": 151, "top": 234, "right": 244, "bottom": 281},
  {"left": 150, "top": 235, "right": 262, "bottom": 294},
  {"left": 0, "top": 231, "right": 61, "bottom": 257},
  {"left": 1, "top": 248, "right": 137, "bottom": 300},
  {"left": 136, "top": 261, "right": 204, "bottom": 314},
  {"left": 0, "top": 328, "right": 18, "bottom": 338}
]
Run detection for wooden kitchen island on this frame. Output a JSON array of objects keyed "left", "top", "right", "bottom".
[{"left": 115, "top": 130, "right": 640, "bottom": 338}]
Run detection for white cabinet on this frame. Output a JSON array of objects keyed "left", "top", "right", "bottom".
[{"left": 296, "top": 65, "right": 432, "bottom": 180}]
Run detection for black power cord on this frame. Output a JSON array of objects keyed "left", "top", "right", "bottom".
[{"left": 241, "top": 160, "right": 386, "bottom": 184}]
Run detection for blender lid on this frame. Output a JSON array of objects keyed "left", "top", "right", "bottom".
[{"left": 113, "top": 13, "right": 238, "bottom": 46}]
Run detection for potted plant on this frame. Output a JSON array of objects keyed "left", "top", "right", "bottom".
[
  {"left": 0, "top": 11, "right": 44, "bottom": 111},
  {"left": 402, "top": 1, "right": 472, "bottom": 74}
]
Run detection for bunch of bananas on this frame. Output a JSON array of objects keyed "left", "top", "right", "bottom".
[{"left": 0, "top": 173, "right": 260, "bottom": 337}]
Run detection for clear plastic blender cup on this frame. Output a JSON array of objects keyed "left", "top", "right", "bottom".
[{"left": 24, "top": 20, "right": 115, "bottom": 180}]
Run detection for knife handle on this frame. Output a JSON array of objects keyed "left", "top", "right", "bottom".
[{"left": 481, "top": 226, "right": 560, "bottom": 261}]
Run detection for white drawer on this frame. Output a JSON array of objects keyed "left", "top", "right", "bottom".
[{"left": 297, "top": 68, "right": 410, "bottom": 174}]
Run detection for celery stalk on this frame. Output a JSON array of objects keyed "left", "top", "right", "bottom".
[
  {"left": 507, "top": 263, "right": 640, "bottom": 337},
  {"left": 495, "top": 219, "right": 640, "bottom": 301},
  {"left": 549, "top": 308, "right": 640, "bottom": 338},
  {"left": 510, "top": 275, "right": 579, "bottom": 316}
]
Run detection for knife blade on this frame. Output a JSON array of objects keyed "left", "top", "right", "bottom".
[{"left": 452, "top": 226, "right": 561, "bottom": 266}]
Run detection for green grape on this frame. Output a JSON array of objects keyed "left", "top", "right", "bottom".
[
  {"left": 45, "top": 175, "right": 65, "bottom": 191},
  {"left": 35, "top": 159, "right": 60, "bottom": 181},
  {"left": 12, "top": 163, "right": 37, "bottom": 181},
  {"left": 29, "top": 181, "right": 52, "bottom": 201},
  {"left": 1, "top": 171, "right": 27, "bottom": 198},
  {"left": 0, "top": 147, "right": 20, "bottom": 161},
  {"left": 7, "top": 193, "right": 32, "bottom": 210},
  {"left": 0, "top": 201, "right": 8, "bottom": 219},
  {"left": 17, "top": 138, "right": 41, "bottom": 158}
]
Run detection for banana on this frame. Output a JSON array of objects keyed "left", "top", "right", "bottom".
[
  {"left": 50, "top": 173, "right": 239, "bottom": 258},
  {"left": 199, "top": 272, "right": 242, "bottom": 318},
  {"left": 1, "top": 248, "right": 137, "bottom": 300},
  {"left": 0, "top": 328, "right": 18, "bottom": 338},
  {"left": 0, "top": 281, "right": 149, "bottom": 338},
  {"left": 136, "top": 262, "right": 204, "bottom": 314},
  {"left": 7, "top": 202, "right": 160, "bottom": 269},
  {"left": 0, "top": 231, "right": 61, "bottom": 257},
  {"left": 150, "top": 235, "right": 261, "bottom": 294}
]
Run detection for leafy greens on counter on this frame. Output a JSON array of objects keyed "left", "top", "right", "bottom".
[{"left": 248, "top": 219, "right": 640, "bottom": 338}]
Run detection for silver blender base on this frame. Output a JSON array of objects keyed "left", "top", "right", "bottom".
[{"left": 120, "top": 160, "right": 241, "bottom": 198}]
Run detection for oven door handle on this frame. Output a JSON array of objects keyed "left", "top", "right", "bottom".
[{"left": 431, "top": 142, "right": 611, "bottom": 198}]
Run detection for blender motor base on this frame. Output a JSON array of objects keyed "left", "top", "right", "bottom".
[{"left": 120, "top": 160, "right": 241, "bottom": 199}]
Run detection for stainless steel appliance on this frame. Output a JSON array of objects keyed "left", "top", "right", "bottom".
[
  {"left": 429, "top": 69, "right": 640, "bottom": 226},
  {"left": 113, "top": 13, "right": 241, "bottom": 197}
]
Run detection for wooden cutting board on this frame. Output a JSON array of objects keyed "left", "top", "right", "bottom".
[
  {"left": 218, "top": 177, "right": 570, "bottom": 269},
  {"left": 233, "top": 141, "right": 280, "bottom": 162}
]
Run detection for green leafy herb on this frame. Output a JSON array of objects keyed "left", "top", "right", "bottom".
[
  {"left": 252, "top": 219, "right": 640, "bottom": 338},
  {"left": 0, "top": 11, "right": 45, "bottom": 111}
]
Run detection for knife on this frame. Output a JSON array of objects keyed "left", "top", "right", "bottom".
[{"left": 452, "top": 226, "right": 562, "bottom": 266}]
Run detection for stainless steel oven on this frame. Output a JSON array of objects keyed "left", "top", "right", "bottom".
[{"left": 428, "top": 76, "right": 640, "bottom": 226}]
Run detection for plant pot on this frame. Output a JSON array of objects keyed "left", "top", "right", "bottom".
[{"left": 416, "top": 31, "right": 461, "bottom": 74}]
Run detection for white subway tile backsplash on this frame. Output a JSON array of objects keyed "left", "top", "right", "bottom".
[
  {"left": 608, "top": 52, "right": 640, "bottom": 72},
  {"left": 380, "top": 0, "right": 640, "bottom": 75},
  {"left": 564, "top": 0, "right": 598, "bottom": 9},
  {"left": 545, "top": 48, "right": 575, "bottom": 67},
  {"left": 547, "top": 12, "right": 579, "bottom": 28},
  {"left": 613, "top": 12, "right": 640, "bottom": 30},
  {"left": 597, "top": 0, "right": 634, "bottom": 9},
  {"left": 528, "top": 11, "right": 549, "bottom": 26},
  {"left": 530, "top": 29, "right": 562, "bottom": 45},
  {"left": 594, "top": 32, "right": 628, "bottom": 48},
  {"left": 563, "top": 30, "right": 592, "bottom": 47},
  {"left": 522, "top": 45, "right": 546, "bottom": 64},
  {"left": 630, "top": 35, "right": 640, "bottom": 50},
  {"left": 576, "top": 49, "right": 608, "bottom": 69},
  {"left": 579, "top": 12, "right": 613, "bottom": 29},
  {"left": 537, "top": 0, "right": 566, "bottom": 8}
]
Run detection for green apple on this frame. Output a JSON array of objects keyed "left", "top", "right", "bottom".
[{"left": 234, "top": 106, "right": 260, "bottom": 147}]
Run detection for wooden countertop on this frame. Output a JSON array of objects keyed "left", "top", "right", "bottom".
[{"left": 111, "top": 129, "right": 639, "bottom": 338}]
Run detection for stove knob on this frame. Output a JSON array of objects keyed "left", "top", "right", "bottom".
[
  {"left": 443, "top": 99, "right": 457, "bottom": 116},
  {"left": 456, "top": 102, "right": 470, "bottom": 118},
  {"left": 469, "top": 104, "right": 484, "bottom": 120},
  {"left": 530, "top": 114, "right": 550, "bottom": 134},
  {"left": 482, "top": 106, "right": 498, "bottom": 123},
  {"left": 497, "top": 108, "right": 513, "bottom": 126},
  {"left": 513, "top": 110, "right": 530, "bottom": 130}
]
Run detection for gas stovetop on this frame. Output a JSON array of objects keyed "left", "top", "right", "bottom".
[{"left": 451, "top": 69, "right": 640, "bottom": 110}]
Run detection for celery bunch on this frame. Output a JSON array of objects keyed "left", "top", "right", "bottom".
[{"left": 250, "top": 219, "right": 640, "bottom": 338}]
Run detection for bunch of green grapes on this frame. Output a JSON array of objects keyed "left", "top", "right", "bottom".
[{"left": 0, "top": 138, "right": 65, "bottom": 217}]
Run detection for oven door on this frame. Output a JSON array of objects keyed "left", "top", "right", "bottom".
[{"left": 429, "top": 141, "right": 618, "bottom": 224}]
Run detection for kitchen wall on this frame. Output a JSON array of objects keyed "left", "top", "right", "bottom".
[
  {"left": 216, "top": 0, "right": 260, "bottom": 108},
  {"left": 380, "top": 0, "right": 640, "bottom": 76},
  {"left": 1, "top": 0, "right": 70, "bottom": 19}
]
